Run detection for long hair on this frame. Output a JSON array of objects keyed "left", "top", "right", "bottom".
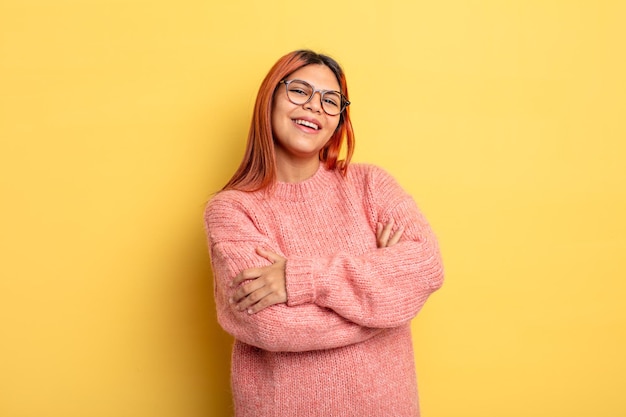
[{"left": 222, "top": 50, "right": 355, "bottom": 192}]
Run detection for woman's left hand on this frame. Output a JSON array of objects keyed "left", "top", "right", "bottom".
[
  {"left": 376, "top": 218, "right": 404, "bottom": 248},
  {"left": 229, "top": 247, "right": 287, "bottom": 314}
]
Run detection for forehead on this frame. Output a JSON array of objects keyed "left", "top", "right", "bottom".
[{"left": 286, "top": 64, "right": 340, "bottom": 91}]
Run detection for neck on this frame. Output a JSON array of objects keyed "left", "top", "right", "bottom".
[{"left": 275, "top": 157, "right": 321, "bottom": 183}]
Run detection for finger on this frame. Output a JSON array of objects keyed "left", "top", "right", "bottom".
[
  {"left": 255, "top": 246, "right": 284, "bottom": 263},
  {"left": 231, "top": 267, "right": 262, "bottom": 287},
  {"left": 246, "top": 286, "right": 287, "bottom": 314},
  {"left": 377, "top": 219, "right": 395, "bottom": 247},
  {"left": 235, "top": 284, "right": 273, "bottom": 312},
  {"left": 230, "top": 276, "right": 264, "bottom": 304},
  {"left": 376, "top": 223, "right": 388, "bottom": 247},
  {"left": 246, "top": 289, "right": 286, "bottom": 314},
  {"left": 387, "top": 225, "right": 404, "bottom": 246}
]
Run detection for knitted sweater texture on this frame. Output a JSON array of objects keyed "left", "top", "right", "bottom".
[{"left": 204, "top": 163, "right": 444, "bottom": 417}]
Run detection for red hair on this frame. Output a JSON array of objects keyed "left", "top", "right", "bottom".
[{"left": 222, "top": 50, "right": 355, "bottom": 192}]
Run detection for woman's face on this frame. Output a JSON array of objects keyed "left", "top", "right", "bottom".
[{"left": 271, "top": 64, "right": 342, "bottom": 166}]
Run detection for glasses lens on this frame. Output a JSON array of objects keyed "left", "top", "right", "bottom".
[
  {"left": 286, "top": 80, "right": 313, "bottom": 105},
  {"left": 321, "top": 91, "right": 343, "bottom": 116}
]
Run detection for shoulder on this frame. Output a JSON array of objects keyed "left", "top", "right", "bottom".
[
  {"left": 345, "top": 163, "right": 403, "bottom": 191},
  {"left": 209, "top": 184, "right": 273, "bottom": 207},
  {"left": 346, "top": 163, "right": 413, "bottom": 214},
  {"left": 207, "top": 189, "right": 252, "bottom": 209},
  {"left": 205, "top": 189, "right": 262, "bottom": 225},
  {"left": 204, "top": 189, "right": 268, "bottom": 243}
]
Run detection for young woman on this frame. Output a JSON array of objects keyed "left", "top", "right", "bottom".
[{"left": 204, "top": 50, "right": 444, "bottom": 417}]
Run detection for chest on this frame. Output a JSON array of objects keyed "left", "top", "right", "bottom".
[{"left": 260, "top": 189, "right": 377, "bottom": 257}]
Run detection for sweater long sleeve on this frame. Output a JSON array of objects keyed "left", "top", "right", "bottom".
[
  {"left": 204, "top": 163, "right": 444, "bottom": 417},
  {"left": 285, "top": 193, "right": 443, "bottom": 328}
]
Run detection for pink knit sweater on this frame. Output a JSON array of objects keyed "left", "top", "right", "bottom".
[{"left": 204, "top": 163, "right": 444, "bottom": 417}]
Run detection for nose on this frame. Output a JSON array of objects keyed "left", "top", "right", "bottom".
[{"left": 303, "top": 91, "right": 323, "bottom": 113}]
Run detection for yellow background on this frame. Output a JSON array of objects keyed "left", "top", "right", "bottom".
[{"left": 1, "top": 1, "right": 624, "bottom": 416}]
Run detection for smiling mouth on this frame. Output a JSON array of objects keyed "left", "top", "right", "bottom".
[{"left": 293, "top": 119, "right": 320, "bottom": 130}]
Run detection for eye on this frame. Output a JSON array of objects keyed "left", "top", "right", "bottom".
[
  {"left": 290, "top": 87, "right": 308, "bottom": 96},
  {"left": 288, "top": 81, "right": 313, "bottom": 97},
  {"left": 323, "top": 93, "right": 341, "bottom": 108}
]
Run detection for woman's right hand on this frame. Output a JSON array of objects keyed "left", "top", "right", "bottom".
[
  {"left": 229, "top": 247, "right": 287, "bottom": 315},
  {"left": 376, "top": 219, "right": 404, "bottom": 248}
]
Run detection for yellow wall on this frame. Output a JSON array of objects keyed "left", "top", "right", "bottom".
[{"left": 1, "top": 1, "right": 624, "bottom": 416}]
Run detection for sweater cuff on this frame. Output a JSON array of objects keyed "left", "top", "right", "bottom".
[{"left": 285, "top": 258, "right": 316, "bottom": 306}]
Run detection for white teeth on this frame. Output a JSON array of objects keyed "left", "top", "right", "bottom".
[{"left": 294, "top": 119, "right": 319, "bottom": 130}]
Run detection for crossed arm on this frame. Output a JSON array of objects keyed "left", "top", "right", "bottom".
[
  {"left": 230, "top": 219, "right": 404, "bottom": 315},
  {"left": 207, "top": 206, "right": 442, "bottom": 351}
]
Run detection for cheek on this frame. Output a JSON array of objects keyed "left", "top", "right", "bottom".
[
  {"left": 270, "top": 102, "right": 284, "bottom": 132},
  {"left": 272, "top": 97, "right": 293, "bottom": 125}
]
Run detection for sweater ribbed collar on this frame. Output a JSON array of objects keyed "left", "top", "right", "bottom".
[{"left": 270, "top": 164, "right": 335, "bottom": 202}]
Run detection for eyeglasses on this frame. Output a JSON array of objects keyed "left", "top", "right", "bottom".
[{"left": 279, "top": 79, "right": 350, "bottom": 116}]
